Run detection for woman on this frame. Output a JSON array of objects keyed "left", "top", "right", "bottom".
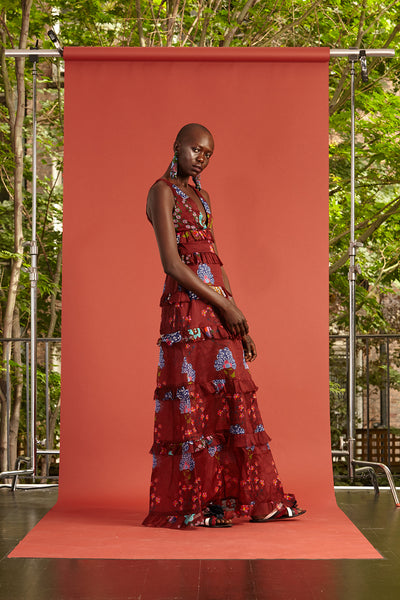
[{"left": 143, "top": 123, "right": 305, "bottom": 528}]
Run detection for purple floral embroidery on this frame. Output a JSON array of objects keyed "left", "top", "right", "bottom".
[
  {"left": 158, "top": 347, "right": 165, "bottom": 369},
  {"left": 197, "top": 263, "right": 214, "bottom": 284},
  {"left": 179, "top": 452, "right": 195, "bottom": 471},
  {"left": 208, "top": 446, "right": 217, "bottom": 457},
  {"left": 212, "top": 379, "right": 226, "bottom": 392},
  {"left": 200, "top": 197, "right": 211, "bottom": 214},
  {"left": 178, "top": 285, "right": 198, "bottom": 300},
  {"left": 254, "top": 424, "right": 265, "bottom": 433},
  {"left": 167, "top": 515, "right": 177, "bottom": 523},
  {"left": 243, "top": 354, "right": 249, "bottom": 370},
  {"left": 182, "top": 357, "right": 196, "bottom": 382},
  {"left": 172, "top": 184, "right": 189, "bottom": 199},
  {"left": 161, "top": 331, "right": 182, "bottom": 346},
  {"left": 214, "top": 347, "right": 237, "bottom": 371},
  {"left": 177, "top": 386, "right": 191, "bottom": 414},
  {"left": 230, "top": 424, "right": 245, "bottom": 435},
  {"left": 176, "top": 233, "right": 181, "bottom": 244},
  {"left": 152, "top": 454, "right": 158, "bottom": 469},
  {"left": 155, "top": 399, "right": 161, "bottom": 413}
]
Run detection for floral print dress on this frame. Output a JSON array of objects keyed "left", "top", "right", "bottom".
[{"left": 142, "top": 179, "right": 296, "bottom": 528}]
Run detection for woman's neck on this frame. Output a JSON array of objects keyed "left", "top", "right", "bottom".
[{"left": 163, "top": 170, "right": 190, "bottom": 188}]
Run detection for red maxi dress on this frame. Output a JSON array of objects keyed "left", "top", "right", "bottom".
[{"left": 143, "top": 179, "right": 297, "bottom": 528}]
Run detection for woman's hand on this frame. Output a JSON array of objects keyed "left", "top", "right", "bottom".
[
  {"left": 242, "top": 334, "right": 257, "bottom": 362},
  {"left": 220, "top": 301, "right": 249, "bottom": 337}
]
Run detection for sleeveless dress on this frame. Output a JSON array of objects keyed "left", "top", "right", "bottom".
[{"left": 142, "top": 179, "right": 297, "bottom": 528}]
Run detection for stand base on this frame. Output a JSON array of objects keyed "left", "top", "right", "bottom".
[{"left": 332, "top": 450, "right": 400, "bottom": 506}]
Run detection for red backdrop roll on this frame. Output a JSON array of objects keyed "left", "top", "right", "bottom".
[{"left": 59, "top": 47, "right": 330, "bottom": 510}]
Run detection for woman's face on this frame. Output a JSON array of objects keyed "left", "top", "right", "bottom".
[{"left": 175, "top": 129, "right": 214, "bottom": 179}]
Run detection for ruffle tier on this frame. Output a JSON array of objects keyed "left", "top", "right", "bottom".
[
  {"left": 158, "top": 323, "right": 233, "bottom": 345},
  {"left": 179, "top": 250, "right": 222, "bottom": 266},
  {"left": 143, "top": 443, "right": 292, "bottom": 529},
  {"left": 160, "top": 281, "right": 231, "bottom": 306},
  {"left": 154, "top": 375, "right": 258, "bottom": 397},
  {"left": 151, "top": 430, "right": 270, "bottom": 456},
  {"left": 152, "top": 384, "right": 265, "bottom": 446}
]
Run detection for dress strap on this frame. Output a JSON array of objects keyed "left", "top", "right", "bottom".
[
  {"left": 154, "top": 178, "right": 209, "bottom": 227},
  {"left": 155, "top": 177, "right": 174, "bottom": 189},
  {"left": 155, "top": 178, "right": 202, "bottom": 198}
]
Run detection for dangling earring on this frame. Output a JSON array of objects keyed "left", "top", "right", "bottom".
[
  {"left": 169, "top": 152, "right": 178, "bottom": 179},
  {"left": 193, "top": 174, "right": 201, "bottom": 190}
]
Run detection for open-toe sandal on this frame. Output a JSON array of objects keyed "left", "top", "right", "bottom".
[
  {"left": 250, "top": 505, "right": 306, "bottom": 522},
  {"left": 200, "top": 503, "right": 233, "bottom": 528},
  {"left": 201, "top": 515, "right": 233, "bottom": 527}
]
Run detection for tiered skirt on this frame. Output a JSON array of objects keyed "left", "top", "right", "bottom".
[{"left": 142, "top": 283, "right": 290, "bottom": 528}]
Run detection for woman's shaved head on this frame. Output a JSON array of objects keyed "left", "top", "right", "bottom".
[{"left": 176, "top": 123, "right": 213, "bottom": 144}]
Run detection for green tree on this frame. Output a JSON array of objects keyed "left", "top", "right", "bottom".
[
  {"left": 1, "top": 0, "right": 400, "bottom": 475},
  {"left": 1, "top": 0, "right": 63, "bottom": 474}
]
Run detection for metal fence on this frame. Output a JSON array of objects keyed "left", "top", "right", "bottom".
[
  {"left": 330, "top": 334, "right": 400, "bottom": 469},
  {"left": 2, "top": 334, "right": 400, "bottom": 486},
  {"left": 0, "top": 337, "right": 61, "bottom": 484}
]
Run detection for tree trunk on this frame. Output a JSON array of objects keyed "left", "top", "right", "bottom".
[
  {"left": 0, "top": 0, "right": 33, "bottom": 476},
  {"left": 0, "top": 380, "right": 9, "bottom": 472},
  {"left": 9, "top": 307, "right": 23, "bottom": 470},
  {"left": 47, "top": 249, "right": 62, "bottom": 338}
]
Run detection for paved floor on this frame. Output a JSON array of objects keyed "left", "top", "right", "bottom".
[{"left": 1, "top": 487, "right": 400, "bottom": 600}]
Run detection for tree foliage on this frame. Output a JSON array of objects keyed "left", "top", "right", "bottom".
[{"left": 1, "top": 0, "right": 400, "bottom": 472}]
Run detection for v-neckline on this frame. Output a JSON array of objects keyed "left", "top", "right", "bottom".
[{"left": 172, "top": 182, "right": 208, "bottom": 228}]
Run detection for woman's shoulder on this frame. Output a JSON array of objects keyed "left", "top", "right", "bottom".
[
  {"left": 199, "top": 187, "right": 211, "bottom": 206},
  {"left": 146, "top": 178, "right": 175, "bottom": 221},
  {"left": 149, "top": 177, "right": 171, "bottom": 193},
  {"left": 148, "top": 178, "right": 176, "bottom": 201}
]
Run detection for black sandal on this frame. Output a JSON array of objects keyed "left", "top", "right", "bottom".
[{"left": 201, "top": 503, "right": 233, "bottom": 528}]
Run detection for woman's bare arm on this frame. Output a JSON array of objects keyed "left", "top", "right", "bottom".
[
  {"left": 147, "top": 181, "right": 249, "bottom": 338},
  {"left": 199, "top": 189, "right": 257, "bottom": 361}
]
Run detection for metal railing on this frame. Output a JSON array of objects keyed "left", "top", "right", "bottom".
[
  {"left": 0, "top": 337, "right": 61, "bottom": 487},
  {"left": 330, "top": 334, "right": 400, "bottom": 469},
  {"left": 2, "top": 334, "right": 400, "bottom": 489}
]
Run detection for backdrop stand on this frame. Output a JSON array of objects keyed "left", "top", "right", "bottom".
[
  {"left": 1, "top": 47, "right": 397, "bottom": 506},
  {"left": 0, "top": 44, "right": 61, "bottom": 488},
  {"left": 331, "top": 48, "right": 399, "bottom": 507}
]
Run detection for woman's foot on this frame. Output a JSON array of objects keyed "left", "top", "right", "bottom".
[
  {"left": 200, "top": 503, "right": 233, "bottom": 527},
  {"left": 201, "top": 515, "right": 233, "bottom": 527},
  {"left": 251, "top": 504, "right": 306, "bottom": 522}
]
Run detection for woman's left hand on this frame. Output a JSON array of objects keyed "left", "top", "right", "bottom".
[{"left": 242, "top": 334, "right": 257, "bottom": 362}]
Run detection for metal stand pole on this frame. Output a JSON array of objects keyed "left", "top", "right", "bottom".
[
  {"left": 0, "top": 52, "right": 39, "bottom": 484},
  {"left": 347, "top": 57, "right": 358, "bottom": 480},
  {"left": 0, "top": 44, "right": 62, "bottom": 489},
  {"left": 333, "top": 49, "right": 400, "bottom": 506},
  {"left": 29, "top": 52, "right": 39, "bottom": 479}
]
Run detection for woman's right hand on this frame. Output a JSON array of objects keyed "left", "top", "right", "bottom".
[{"left": 220, "top": 301, "right": 249, "bottom": 337}]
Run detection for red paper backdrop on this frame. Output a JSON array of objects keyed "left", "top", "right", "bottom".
[{"left": 59, "top": 47, "right": 331, "bottom": 511}]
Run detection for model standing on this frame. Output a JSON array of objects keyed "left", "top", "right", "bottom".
[{"left": 143, "top": 123, "right": 305, "bottom": 528}]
